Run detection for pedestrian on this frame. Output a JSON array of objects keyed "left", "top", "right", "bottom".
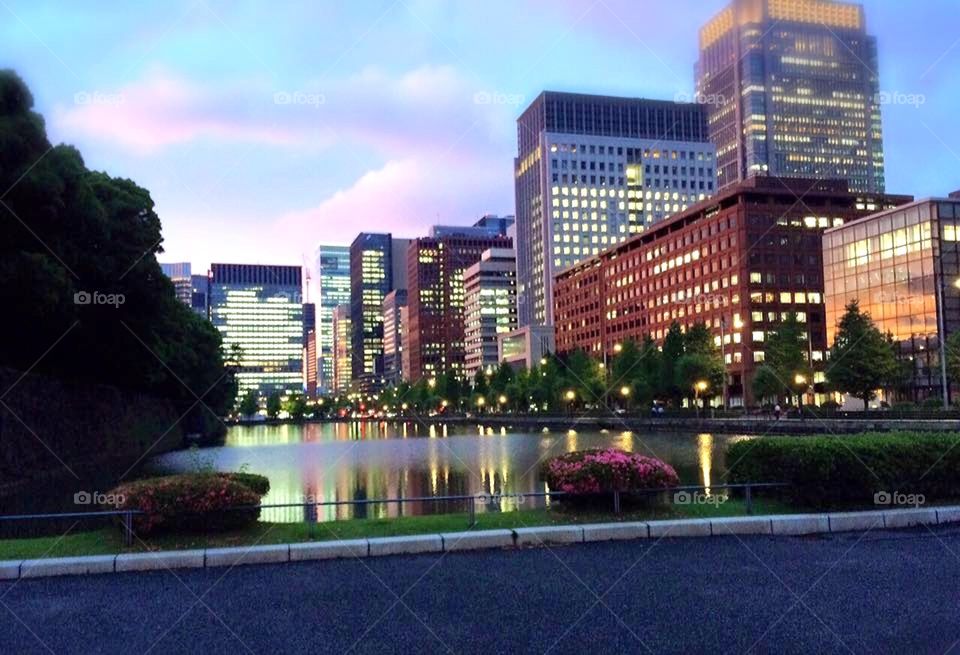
[{"left": 774, "top": 403, "right": 781, "bottom": 421}]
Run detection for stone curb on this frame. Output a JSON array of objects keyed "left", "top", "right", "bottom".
[{"left": 1, "top": 506, "right": 954, "bottom": 581}]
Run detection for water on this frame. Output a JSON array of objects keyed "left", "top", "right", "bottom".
[{"left": 151, "top": 422, "right": 754, "bottom": 523}]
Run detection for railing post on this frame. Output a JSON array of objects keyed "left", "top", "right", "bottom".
[
  {"left": 123, "top": 511, "right": 134, "bottom": 547},
  {"left": 745, "top": 485, "right": 753, "bottom": 516},
  {"left": 613, "top": 490, "right": 621, "bottom": 515},
  {"left": 307, "top": 502, "right": 317, "bottom": 539},
  {"left": 468, "top": 496, "right": 476, "bottom": 528}
]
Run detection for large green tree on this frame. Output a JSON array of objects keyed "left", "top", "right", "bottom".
[
  {"left": 752, "top": 313, "right": 812, "bottom": 404},
  {"left": 827, "top": 301, "right": 899, "bottom": 410},
  {"left": 0, "top": 71, "right": 234, "bottom": 431}
]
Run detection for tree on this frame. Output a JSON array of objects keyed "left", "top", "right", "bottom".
[
  {"left": 283, "top": 392, "right": 307, "bottom": 421},
  {"left": 266, "top": 392, "right": 282, "bottom": 419},
  {"left": 758, "top": 313, "right": 812, "bottom": 405},
  {"left": 827, "top": 301, "right": 899, "bottom": 410},
  {"left": 946, "top": 331, "right": 960, "bottom": 394},
  {"left": 659, "top": 322, "right": 685, "bottom": 404},
  {"left": 238, "top": 390, "right": 260, "bottom": 417},
  {"left": 676, "top": 322, "right": 723, "bottom": 403},
  {"left": 0, "top": 71, "right": 234, "bottom": 434}
]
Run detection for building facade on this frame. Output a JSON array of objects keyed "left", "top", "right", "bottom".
[
  {"left": 463, "top": 248, "right": 518, "bottom": 376},
  {"left": 315, "top": 245, "right": 350, "bottom": 393},
  {"left": 303, "top": 302, "right": 317, "bottom": 398},
  {"left": 498, "top": 326, "right": 556, "bottom": 372},
  {"left": 515, "top": 91, "right": 716, "bottom": 328},
  {"left": 382, "top": 289, "right": 408, "bottom": 385},
  {"left": 190, "top": 274, "right": 209, "bottom": 317},
  {"left": 332, "top": 304, "right": 352, "bottom": 393},
  {"left": 160, "top": 262, "right": 193, "bottom": 307},
  {"left": 696, "top": 0, "right": 884, "bottom": 193},
  {"left": 349, "top": 234, "right": 409, "bottom": 390},
  {"left": 823, "top": 197, "right": 960, "bottom": 403},
  {"left": 553, "top": 177, "right": 910, "bottom": 406},
  {"left": 406, "top": 232, "right": 512, "bottom": 381},
  {"left": 208, "top": 264, "right": 304, "bottom": 397}
]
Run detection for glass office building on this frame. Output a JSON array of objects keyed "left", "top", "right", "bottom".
[
  {"left": 209, "top": 264, "right": 304, "bottom": 397},
  {"left": 697, "top": 0, "right": 884, "bottom": 193},
  {"left": 823, "top": 198, "right": 960, "bottom": 402},
  {"left": 315, "top": 245, "right": 350, "bottom": 393}
]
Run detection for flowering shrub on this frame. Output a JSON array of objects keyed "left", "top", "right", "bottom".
[
  {"left": 541, "top": 449, "right": 679, "bottom": 495},
  {"left": 103, "top": 473, "right": 266, "bottom": 535}
]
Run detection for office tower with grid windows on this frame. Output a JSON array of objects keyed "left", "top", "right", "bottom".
[
  {"left": 463, "top": 248, "right": 518, "bottom": 377},
  {"left": 315, "top": 245, "right": 350, "bottom": 393},
  {"left": 332, "top": 304, "right": 352, "bottom": 393},
  {"left": 406, "top": 231, "right": 512, "bottom": 381},
  {"left": 208, "top": 263, "right": 304, "bottom": 397},
  {"left": 349, "top": 233, "right": 410, "bottom": 390},
  {"left": 696, "top": 0, "right": 884, "bottom": 193},
  {"left": 382, "top": 289, "right": 408, "bottom": 385},
  {"left": 514, "top": 91, "right": 715, "bottom": 328}
]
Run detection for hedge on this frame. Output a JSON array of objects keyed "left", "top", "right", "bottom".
[
  {"left": 104, "top": 472, "right": 268, "bottom": 535},
  {"left": 727, "top": 432, "right": 960, "bottom": 508}
]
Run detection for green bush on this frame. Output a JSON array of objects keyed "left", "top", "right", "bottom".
[
  {"left": 727, "top": 432, "right": 960, "bottom": 508},
  {"left": 219, "top": 472, "right": 270, "bottom": 495},
  {"left": 922, "top": 397, "right": 944, "bottom": 409},
  {"left": 819, "top": 400, "right": 840, "bottom": 410},
  {"left": 104, "top": 473, "right": 265, "bottom": 535}
]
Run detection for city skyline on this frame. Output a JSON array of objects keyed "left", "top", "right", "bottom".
[{"left": 4, "top": 0, "right": 958, "bottom": 272}]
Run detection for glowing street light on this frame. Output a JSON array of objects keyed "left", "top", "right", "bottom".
[
  {"left": 694, "top": 380, "right": 708, "bottom": 418},
  {"left": 427, "top": 378, "right": 436, "bottom": 389},
  {"left": 401, "top": 402, "right": 409, "bottom": 411},
  {"left": 613, "top": 343, "right": 623, "bottom": 354},
  {"left": 565, "top": 389, "right": 576, "bottom": 401},
  {"left": 441, "top": 399, "right": 449, "bottom": 408},
  {"left": 620, "top": 386, "right": 631, "bottom": 397},
  {"left": 498, "top": 394, "right": 507, "bottom": 405},
  {"left": 540, "top": 357, "right": 548, "bottom": 366}
]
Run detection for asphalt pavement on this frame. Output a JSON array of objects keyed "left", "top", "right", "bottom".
[{"left": 2, "top": 525, "right": 959, "bottom": 654}]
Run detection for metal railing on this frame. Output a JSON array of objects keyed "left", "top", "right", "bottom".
[{"left": 0, "top": 482, "right": 789, "bottom": 547}]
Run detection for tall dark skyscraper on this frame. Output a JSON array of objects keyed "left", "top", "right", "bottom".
[
  {"left": 696, "top": 0, "right": 884, "bottom": 193},
  {"left": 514, "top": 91, "right": 715, "bottom": 327},
  {"left": 349, "top": 233, "right": 409, "bottom": 389}
]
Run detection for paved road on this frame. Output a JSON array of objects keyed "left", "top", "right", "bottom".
[{"left": 2, "top": 526, "right": 959, "bottom": 654}]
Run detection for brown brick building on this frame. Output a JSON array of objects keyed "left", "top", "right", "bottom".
[
  {"left": 406, "top": 232, "right": 512, "bottom": 381},
  {"left": 553, "top": 176, "right": 911, "bottom": 406}
]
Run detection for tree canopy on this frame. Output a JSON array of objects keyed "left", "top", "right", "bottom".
[
  {"left": 827, "top": 301, "right": 899, "bottom": 409},
  {"left": 0, "top": 71, "right": 235, "bottom": 428}
]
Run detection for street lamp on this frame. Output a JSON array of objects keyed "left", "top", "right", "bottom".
[
  {"left": 427, "top": 378, "right": 436, "bottom": 389},
  {"left": 476, "top": 395, "right": 486, "bottom": 413},
  {"left": 564, "top": 389, "right": 575, "bottom": 415},
  {"left": 620, "top": 385, "right": 631, "bottom": 412},
  {"left": 498, "top": 394, "right": 507, "bottom": 412},
  {"left": 694, "top": 380, "right": 709, "bottom": 418},
  {"left": 794, "top": 374, "right": 807, "bottom": 420}
]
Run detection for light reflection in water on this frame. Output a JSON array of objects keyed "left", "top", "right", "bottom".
[{"left": 150, "top": 423, "right": 747, "bottom": 523}]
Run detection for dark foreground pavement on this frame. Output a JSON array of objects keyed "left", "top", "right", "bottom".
[{"left": 3, "top": 526, "right": 959, "bottom": 654}]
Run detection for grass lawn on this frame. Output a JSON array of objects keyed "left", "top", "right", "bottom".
[{"left": 0, "top": 497, "right": 796, "bottom": 561}]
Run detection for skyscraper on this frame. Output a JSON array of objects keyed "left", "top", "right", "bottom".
[
  {"left": 159, "top": 262, "right": 193, "bottom": 306},
  {"left": 208, "top": 264, "right": 304, "bottom": 397},
  {"left": 406, "top": 231, "right": 512, "bottom": 381},
  {"left": 315, "top": 245, "right": 350, "bottom": 393},
  {"left": 696, "top": 0, "right": 884, "bottom": 193},
  {"left": 382, "top": 289, "right": 408, "bottom": 385},
  {"left": 332, "top": 304, "right": 352, "bottom": 393},
  {"left": 514, "top": 91, "right": 715, "bottom": 327},
  {"left": 463, "top": 248, "right": 518, "bottom": 377},
  {"left": 303, "top": 302, "right": 317, "bottom": 398},
  {"left": 349, "top": 233, "right": 409, "bottom": 389}
]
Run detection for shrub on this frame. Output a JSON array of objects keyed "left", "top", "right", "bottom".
[
  {"left": 541, "top": 448, "right": 679, "bottom": 495},
  {"left": 922, "top": 397, "right": 944, "bottom": 409},
  {"left": 820, "top": 400, "right": 840, "bottom": 410},
  {"left": 104, "top": 473, "right": 265, "bottom": 535},
  {"left": 219, "top": 472, "right": 270, "bottom": 495},
  {"left": 727, "top": 432, "right": 960, "bottom": 508}
]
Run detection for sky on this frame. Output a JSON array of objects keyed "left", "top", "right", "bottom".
[{"left": 2, "top": 0, "right": 959, "bottom": 273}]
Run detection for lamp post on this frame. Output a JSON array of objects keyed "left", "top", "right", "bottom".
[
  {"left": 565, "top": 389, "right": 576, "bottom": 416},
  {"left": 498, "top": 394, "right": 507, "bottom": 413},
  {"left": 620, "top": 385, "right": 631, "bottom": 412},
  {"left": 794, "top": 374, "right": 807, "bottom": 421},
  {"left": 602, "top": 343, "right": 622, "bottom": 407},
  {"left": 694, "top": 380, "right": 709, "bottom": 418},
  {"left": 476, "top": 395, "right": 486, "bottom": 414}
]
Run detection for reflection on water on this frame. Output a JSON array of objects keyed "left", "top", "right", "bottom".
[{"left": 150, "top": 422, "right": 749, "bottom": 523}]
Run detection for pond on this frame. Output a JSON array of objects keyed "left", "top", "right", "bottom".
[{"left": 150, "top": 422, "right": 754, "bottom": 523}]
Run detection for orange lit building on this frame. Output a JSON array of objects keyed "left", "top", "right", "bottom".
[
  {"left": 823, "top": 197, "right": 960, "bottom": 403},
  {"left": 553, "top": 176, "right": 910, "bottom": 407}
]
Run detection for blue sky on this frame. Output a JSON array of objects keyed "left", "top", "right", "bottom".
[{"left": 2, "top": 0, "right": 958, "bottom": 271}]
